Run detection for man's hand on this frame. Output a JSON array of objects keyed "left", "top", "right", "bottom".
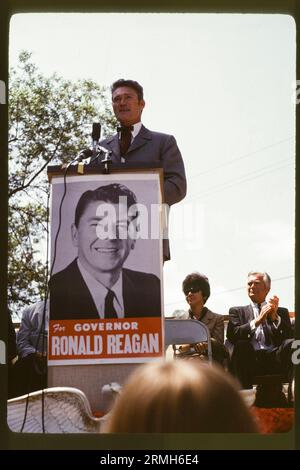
[
  {"left": 255, "top": 305, "right": 269, "bottom": 327},
  {"left": 268, "top": 295, "right": 279, "bottom": 322},
  {"left": 255, "top": 295, "right": 279, "bottom": 326}
]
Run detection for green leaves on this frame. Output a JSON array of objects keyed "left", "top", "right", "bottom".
[{"left": 8, "top": 51, "right": 117, "bottom": 314}]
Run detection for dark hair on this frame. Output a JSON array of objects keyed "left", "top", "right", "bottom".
[
  {"left": 74, "top": 183, "right": 138, "bottom": 227},
  {"left": 111, "top": 79, "right": 144, "bottom": 101},
  {"left": 182, "top": 272, "right": 211, "bottom": 303}
]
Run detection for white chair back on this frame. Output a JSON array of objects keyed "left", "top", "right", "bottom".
[{"left": 7, "top": 387, "right": 104, "bottom": 433}]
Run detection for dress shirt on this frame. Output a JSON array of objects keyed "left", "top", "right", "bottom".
[
  {"left": 77, "top": 260, "right": 124, "bottom": 318},
  {"left": 119, "top": 122, "right": 142, "bottom": 163},
  {"left": 249, "top": 300, "right": 281, "bottom": 349}
]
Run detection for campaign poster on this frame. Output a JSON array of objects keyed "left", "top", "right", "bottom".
[{"left": 48, "top": 171, "right": 164, "bottom": 365}]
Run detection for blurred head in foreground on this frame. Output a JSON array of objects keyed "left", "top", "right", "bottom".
[{"left": 104, "top": 360, "right": 258, "bottom": 433}]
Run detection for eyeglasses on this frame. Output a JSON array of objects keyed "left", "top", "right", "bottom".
[{"left": 183, "top": 286, "right": 201, "bottom": 296}]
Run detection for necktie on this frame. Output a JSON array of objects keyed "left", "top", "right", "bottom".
[
  {"left": 104, "top": 290, "right": 118, "bottom": 319},
  {"left": 257, "top": 304, "right": 271, "bottom": 346},
  {"left": 118, "top": 126, "right": 133, "bottom": 156}
]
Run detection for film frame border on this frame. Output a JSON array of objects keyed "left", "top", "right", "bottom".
[{"left": 0, "top": 0, "right": 298, "bottom": 451}]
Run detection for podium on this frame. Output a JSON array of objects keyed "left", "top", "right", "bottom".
[{"left": 47, "top": 163, "right": 165, "bottom": 411}]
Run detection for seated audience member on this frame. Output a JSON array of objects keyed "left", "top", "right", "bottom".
[
  {"left": 103, "top": 360, "right": 258, "bottom": 433},
  {"left": 7, "top": 309, "right": 18, "bottom": 398},
  {"left": 10, "top": 300, "right": 48, "bottom": 398},
  {"left": 7, "top": 309, "right": 17, "bottom": 364},
  {"left": 173, "top": 272, "right": 228, "bottom": 366},
  {"left": 226, "top": 271, "right": 294, "bottom": 392}
]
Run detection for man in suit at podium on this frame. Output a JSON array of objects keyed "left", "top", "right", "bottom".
[
  {"left": 226, "top": 271, "right": 294, "bottom": 390},
  {"left": 98, "top": 79, "right": 187, "bottom": 261},
  {"left": 49, "top": 183, "right": 161, "bottom": 320}
]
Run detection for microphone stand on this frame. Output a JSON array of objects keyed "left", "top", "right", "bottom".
[
  {"left": 88, "top": 147, "right": 112, "bottom": 168},
  {"left": 71, "top": 123, "right": 113, "bottom": 170},
  {"left": 101, "top": 152, "right": 113, "bottom": 174},
  {"left": 92, "top": 122, "right": 101, "bottom": 164},
  {"left": 92, "top": 140, "right": 98, "bottom": 162}
]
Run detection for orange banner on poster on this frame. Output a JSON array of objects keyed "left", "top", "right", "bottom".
[{"left": 48, "top": 317, "right": 163, "bottom": 364}]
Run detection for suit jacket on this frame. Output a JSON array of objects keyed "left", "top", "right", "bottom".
[
  {"left": 226, "top": 304, "right": 293, "bottom": 347},
  {"left": 99, "top": 125, "right": 186, "bottom": 206},
  {"left": 99, "top": 125, "right": 187, "bottom": 260},
  {"left": 49, "top": 259, "right": 161, "bottom": 320},
  {"left": 189, "top": 307, "right": 224, "bottom": 345},
  {"left": 17, "top": 301, "right": 49, "bottom": 358}
]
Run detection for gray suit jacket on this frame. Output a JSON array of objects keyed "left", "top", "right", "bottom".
[
  {"left": 189, "top": 307, "right": 224, "bottom": 345},
  {"left": 17, "top": 301, "right": 49, "bottom": 358},
  {"left": 99, "top": 125, "right": 186, "bottom": 206},
  {"left": 99, "top": 125, "right": 187, "bottom": 260}
]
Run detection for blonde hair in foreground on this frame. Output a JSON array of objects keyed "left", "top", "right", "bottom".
[{"left": 104, "top": 360, "right": 257, "bottom": 433}]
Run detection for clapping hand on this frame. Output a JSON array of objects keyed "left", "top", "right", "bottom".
[
  {"left": 267, "top": 295, "right": 279, "bottom": 322},
  {"left": 259, "top": 295, "right": 279, "bottom": 323}
]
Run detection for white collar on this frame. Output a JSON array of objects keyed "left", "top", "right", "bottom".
[
  {"left": 77, "top": 259, "right": 124, "bottom": 317},
  {"left": 250, "top": 300, "right": 267, "bottom": 309},
  {"left": 118, "top": 122, "right": 142, "bottom": 139},
  {"left": 131, "top": 122, "right": 142, "bottom": 138}
]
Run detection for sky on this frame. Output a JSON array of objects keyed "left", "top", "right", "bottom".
[{"left": 9, "top": 13, "right": 296, "bottom": 315}]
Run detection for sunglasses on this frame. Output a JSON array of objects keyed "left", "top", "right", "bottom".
[{"left": 183, "top": 286, "right": 201, "bottom": 296}]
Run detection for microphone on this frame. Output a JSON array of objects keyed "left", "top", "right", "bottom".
[
  {"left": 76, "top": 148, "right": 93, "bottom": 162},
  {"left": 76, "top": 145, "right": 111, "bottom": 163},
  {"left": 74, "top": 122, "right": 101, "bottom": 163},
  {"left": 92, "top": 123, "right": 101, "bottom": 143},
  {"left": 75, "top": 123, "right": 111, "bottom": 164},
  {"left": 97, "top": 145, "right": 112, "bottom": 155}
]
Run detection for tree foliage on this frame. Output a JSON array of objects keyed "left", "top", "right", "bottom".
[{"left": 8, "top": 51, "right": 117, "bottom": 315}]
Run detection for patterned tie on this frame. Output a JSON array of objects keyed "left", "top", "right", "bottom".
[
  {"left": 118, "top": 126, "right": 133, "bottom": 156},
  {"left": 257, "top": 303, "right": 271, "bottom": 346},
  {"left": 104, "top": 290, "right": 118, "bottom": 319}
]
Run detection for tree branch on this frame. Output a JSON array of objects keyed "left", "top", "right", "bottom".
[{"left": 8, "top": 133, "right": 64, "bottom": 198}]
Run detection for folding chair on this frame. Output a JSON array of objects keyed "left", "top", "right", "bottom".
[{"left": 164, "top": 318, "right": 212, "bottom": 362}]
